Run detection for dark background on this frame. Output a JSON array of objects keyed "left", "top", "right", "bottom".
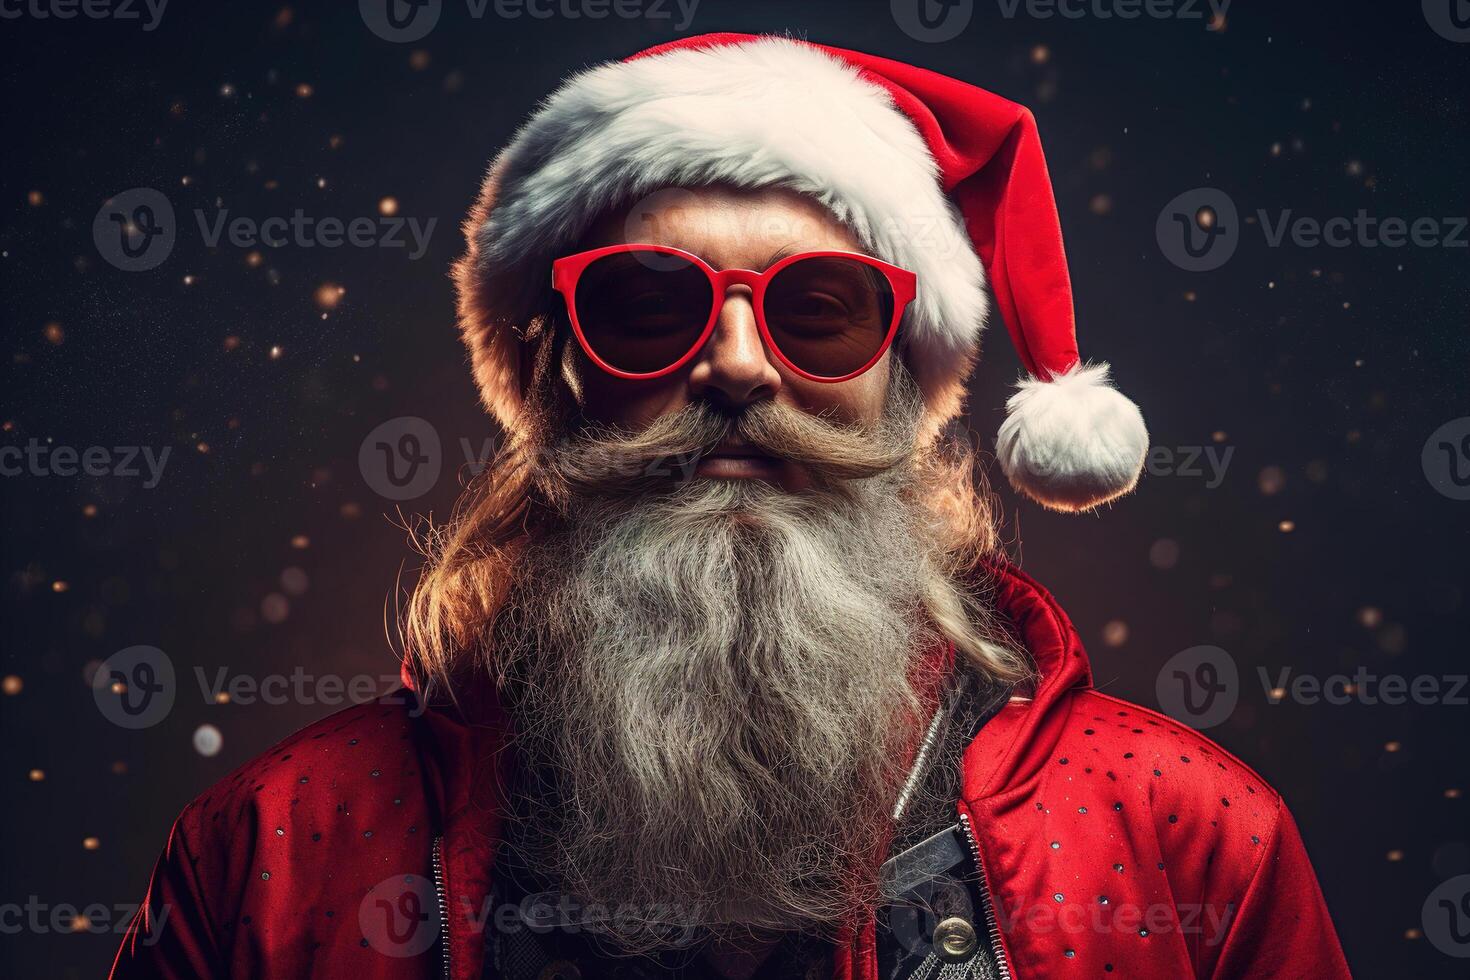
[{"left": 2, "top": 1, "right": 1467, "bottom": 976}]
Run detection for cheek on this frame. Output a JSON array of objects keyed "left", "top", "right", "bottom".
[
  {"left": 577, "top": 367, "right": 690, "bottom": 429},
  {"left": 782, "top": 355, "right": 891, "bottom": 425}
]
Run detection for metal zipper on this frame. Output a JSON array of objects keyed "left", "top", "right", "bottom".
[
  {"left": 957, "top": 812, "right": 1013, "bottom": 980},
  {"left": 432, "top": 835, "right": 452, "bottom": 980}
]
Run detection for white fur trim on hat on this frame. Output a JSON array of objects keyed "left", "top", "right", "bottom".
[
  {"left": 460, "top": 36, "right": 987, "bottom": 432},
  {"left": 996, "top": 362, "right": 1149, "bottom": 512}
]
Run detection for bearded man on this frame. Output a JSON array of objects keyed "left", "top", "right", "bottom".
[{"left": 113, "top": 34, "right": 1351, "bottom": 980}]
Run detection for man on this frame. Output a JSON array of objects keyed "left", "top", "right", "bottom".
[{"left": 113, "top": 34, "right": 1351, "bottom": 979}]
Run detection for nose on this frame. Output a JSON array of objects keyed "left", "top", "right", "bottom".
[{"left": 687, "top": 286, "right": 782, "bottom": 409}]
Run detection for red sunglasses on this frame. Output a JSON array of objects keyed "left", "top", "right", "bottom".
[{"left": 551, "top": 244, "right": 916, "bottom": 383}]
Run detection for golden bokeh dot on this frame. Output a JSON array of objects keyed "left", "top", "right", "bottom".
[
  {"left": 1357, "top": 606, "right": 1383, "bottom": 628},
  {"left": 1384, "top": 741, "right": 1401, "bottom": 753},
  {"left": 291, "top": 535, "right": 311, "bottom": 549},
  {"left": 1386, "top": 849, "right": 1404, "bottom": 861},
  {"left": 1030, "top": 44, "right": 1049, "bottom": 64},
  {"left": 1446, "top": 788, "right": 1463, "bottom": 799},
  {"left": 28, "top": 769, "right": 45, "bottom": 782},
  {"left": 52, "top": 580, "right": 70, "bottom": 593},
  {"left": 215, "top": 691, "right": 231, "bottom": 704},
  {"left": 28, "top": 190, "right": 45, "bottom": 207},
  {"left": 82, "top": 836, "right": 101, "bottom": 850},
  {"left": 1404, "top": 928, "right": 1422, "bottom": 941},
  {"left": 1101, "top": 620, "right": 1129, "bottom": 648},
  {"left": 314, "top": 282, "right": 346, "bottom": 310},
  {"left": 82, "top": 503, "right": 98, "bottom": 518},
  {"left": 2, "top": 675, "right": 22, "bottom": 695},
  {"left": 295, "top": 82, "right": 314, "bottom": 99},
  {"left": 44, "top": 322, "right": 65, "bottom": 344},
  {"left": 1277, "top": 520, "right": 1296, "bottom": 533},
  {"left": 1257, "top": 466, "right": 1285, "bottom": 496},
  {"left": 378, "top": 196, "right": 399, "bottom": 216}
]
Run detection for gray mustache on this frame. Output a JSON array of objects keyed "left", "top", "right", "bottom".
[{"left": 545, "top": 394, "right": 919, "bottom": 500}]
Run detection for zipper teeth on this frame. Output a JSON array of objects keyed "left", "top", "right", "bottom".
[
  {"left": 958, "top": 812, "right": 1013, "bottom": 980},
  {"left": 432, "top": 835, "right": 451, "bottom": 980}
]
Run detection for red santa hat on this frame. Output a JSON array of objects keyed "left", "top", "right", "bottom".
[{"left": 454, "top": 32, "right": 1148, "bottom": 512}]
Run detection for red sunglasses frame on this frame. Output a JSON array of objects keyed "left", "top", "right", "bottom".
[{"left": 550, "top": 244, "right": 917, "bottom": 383}]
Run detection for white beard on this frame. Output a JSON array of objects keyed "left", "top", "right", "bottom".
[{"left": 493, "top": 381, "right": 947, "bottom": 951}]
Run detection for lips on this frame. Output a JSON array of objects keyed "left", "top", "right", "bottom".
[
  {"left": 695, "top": 438, "right": 783, "bottom": 480},
  {"left": 704, "top": 437, "right": 770, "bottom": 460}
]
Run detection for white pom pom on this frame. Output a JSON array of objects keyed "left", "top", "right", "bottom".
[{"left": 996, "top": 362, "right": 1149, "bottom": 513}]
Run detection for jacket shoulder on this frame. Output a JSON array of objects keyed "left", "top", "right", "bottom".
[
  {"left": 164, "top": 696, "right": 437, "bottom": 957},
  {"left": 180, "top": 694, "right": 430, "bottom": 841},
  {"left": 1058, "top": 689, "right": 1286, "bottom": 906}
]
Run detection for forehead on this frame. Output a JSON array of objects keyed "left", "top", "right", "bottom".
[{"left": 580, "top": 184, "right": 864, "bottom": 269}]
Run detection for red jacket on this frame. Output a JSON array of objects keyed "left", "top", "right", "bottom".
[{"left": 112, "top": 563, "right": 1351, "bottom": 979}]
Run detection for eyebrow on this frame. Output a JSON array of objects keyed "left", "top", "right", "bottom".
[{"left": 763, "top": 244, "right": 801, "bottom": 269}]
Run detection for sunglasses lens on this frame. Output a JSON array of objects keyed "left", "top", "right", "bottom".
[
  {"left": 572, "top": 251, "right": 714, "bottom": 375},
  {"left": 764, "top": 256, "right": 896, "bottom": 379}
]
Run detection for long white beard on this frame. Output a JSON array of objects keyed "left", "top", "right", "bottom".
[{"left": 494, "top": 379, "right": 946, "bottom": 951}]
